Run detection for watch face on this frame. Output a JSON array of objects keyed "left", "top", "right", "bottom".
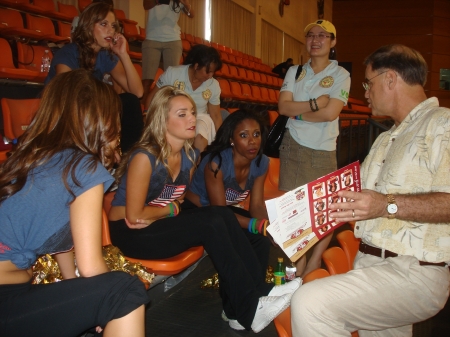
[{"left": 387, "top": 203, "right": 398, "bottom": 214}]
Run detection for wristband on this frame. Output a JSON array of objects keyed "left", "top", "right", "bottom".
[
  {"left": 257, "top": 219, "right": 266, "bottom": 234},
  {"left": 172, "top": 200, "right": 180, "bottom": 216},
  {"left": 252, "top": 218, "right": 258, "bottom": 234},
  {"left": 248, "top": 218, "right": 254, "bottom": 233},
  {"left": 309, "top": 99, "right": 314, "bottom": 112},
  {"left": 263, "top": 220, "right": 269, "bottom": 236},
  {"left": 166, "top": 202, "right": 174, "bottom": 217},
  {"left": 294, "top": 114, "right": 303, "bottom": 121}
]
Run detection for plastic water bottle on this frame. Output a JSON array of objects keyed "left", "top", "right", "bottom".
[
  {"left": 285, "top": 262, "right": 297, "bottom": 281},
  {"left": 274, "top": 257, "right": 286, "bottom": 285},
  {"left": 41, "top": 50, "right": 50, "bottom": 73}
]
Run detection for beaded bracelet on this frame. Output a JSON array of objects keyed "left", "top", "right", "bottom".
[
  {"left": 313, "top": 98, "right": 319, "bottom": 111},
  {"left": 309, "top": 98, "right": 315, "bottom": 112}
]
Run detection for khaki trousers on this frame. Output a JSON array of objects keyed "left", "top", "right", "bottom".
[{"left": 291, "top": 252, "right": 449, "bottom": 337}]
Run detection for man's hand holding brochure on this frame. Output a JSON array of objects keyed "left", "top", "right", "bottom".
[{"left": 265, "top": 161, "right": 361, "bottom": 262}]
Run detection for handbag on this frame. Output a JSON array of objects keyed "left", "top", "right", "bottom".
[
  {"left": 264, "top": 114, "right": 289, "bottom": 158},
  {"left": 264, "top": 65, "right": 303, "bottom": 158}
]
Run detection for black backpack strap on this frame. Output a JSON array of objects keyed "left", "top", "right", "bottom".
[{"left": 295, "top": 65, "right": 303, "bottom": 80}]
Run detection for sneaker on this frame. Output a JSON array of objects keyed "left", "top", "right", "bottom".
[
  {"left": 268, "top": 277, "right": 302, "bottom": 298},
  {"left": 251, "top": 294, "right": 291, "bottom": 333},
  {"left": 222, "top": 310, "right": 245, "bottom": 331}
]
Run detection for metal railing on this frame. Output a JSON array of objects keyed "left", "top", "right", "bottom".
[{"left": 337, "top": 115, "right": 392, "bottom": 168}]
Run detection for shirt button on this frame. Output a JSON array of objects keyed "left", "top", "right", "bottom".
[
  {"left": 382, "top": 160, "right": 385, "bottom": 163},
  {"left": 392, "top": 138, "right": 395, "bottom": 142},
  {"left": 375, "top": 182, "right": 378, "bottom": 186},
  {"left": 356, "top": 226, "right": 359, "bottom": 230}
]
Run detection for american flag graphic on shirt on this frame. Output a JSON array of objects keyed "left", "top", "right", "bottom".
[
  {"left": 225, "top": 188, "right": 249, "bottom": 205},
  {"left": 148, "top": 184, "right": 186, "bottom": 207}
]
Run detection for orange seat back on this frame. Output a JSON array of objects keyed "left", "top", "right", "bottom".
[
  {"left": 0, "top": 38, "right": 16, "bottom": 69},
  {"left": 0, "top": 8, "right": 24, "bottom": 30},
  {"left": 336, "top": 230, "right": 361, "bottom": 269},
  {"left": 26, "top": 14, "right": 56, "bottom": 36},
  {"left": 268, "top": 110, "right": 279, "bottom": 126},
  {"left": 273, "top": 307, "right": 292, "bottom": 337},
  {"left": 57, "top": 21, "right": 72, "bottom": 40},
  {"left": 322, "top": 246, "right": 350, "bottom": 275},
  {"left": 1, "top": 98, "right": 40, "bottom": 140},
  {"left": 78, "top": 0, "right": 92, "bottom": 12},
  {"left": 302, "top": 268, "right": 330, "bottom": 283},
  {"left": 58, "top": 2, "right": 78, "bottom": 18},
  {"left": 34, "top": 0, "right": 56, "bottom": 12}
]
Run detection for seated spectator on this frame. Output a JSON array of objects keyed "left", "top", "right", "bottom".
[
  {"left": 291, "top": 44, "right": 450, "bottom": 337},
  {"left": 0, "top": 69, "right": 149, "bottom": 337},
  {"left": 48, "top": 2, "right": 144, "bottom": 154},
  {"left": 144, "top": 44, "right": 223, "bottom": 152},
  {"left": 108, "top": 86, "right": 301, "bottom": 333},
  {"left": 185, "top": 110, "right": 273, "bottom": 283},
  {"left": 272, "top": 58, "right": 293, "bottom": 79}
]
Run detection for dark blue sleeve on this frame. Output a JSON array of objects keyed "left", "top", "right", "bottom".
[{"left": 46, "top": 44, "right": 80, "bottom": 84}]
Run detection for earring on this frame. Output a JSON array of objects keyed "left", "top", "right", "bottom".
[{"left": 231, "top": 143, "right": 234, "bottom": 146}]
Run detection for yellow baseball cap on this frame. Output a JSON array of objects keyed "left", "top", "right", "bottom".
[{"left": 304, "top": 20, "right": 336, "bottom": 37}]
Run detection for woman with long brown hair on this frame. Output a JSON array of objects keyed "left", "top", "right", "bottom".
[
  {"left": 0, "top": 69, "right": 149, "bottom": 337},
  {"left": 46, "top": 2, "right": 144, "bottom": 153}
]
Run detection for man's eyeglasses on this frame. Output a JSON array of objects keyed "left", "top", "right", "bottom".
[
  {"left": 362, "top": 71, "right": 388, "bottom": 91},
  {"left": 305, "top": 33, "right": 331, "bottom": 41}
]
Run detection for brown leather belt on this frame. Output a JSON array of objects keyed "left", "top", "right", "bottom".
[{"left": 359, "top": 242, "right": 449, "bottom": 269}]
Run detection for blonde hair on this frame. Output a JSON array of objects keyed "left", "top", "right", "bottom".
[{"left": 115, "top": 86, "right": 196, "bottom": 181}]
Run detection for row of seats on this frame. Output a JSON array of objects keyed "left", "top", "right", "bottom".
[
  {"left": 0, "top": 7, "right": 71, "bottom": 43},
  {"left": 0, "top": 38, "right": 54, "bottom": 83},
  {"left": 218, "top": 78, "right": 279, "bottom": 108},
  {"left": 216, "top": 63, "right": 282, "bottom": 88}
]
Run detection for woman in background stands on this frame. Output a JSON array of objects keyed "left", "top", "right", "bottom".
[
  {"left": 277, "top": 20, "right": 351, "bottom": 278},
  {"left": 141, "top": 0, "right": 194, "bottom": 103}
]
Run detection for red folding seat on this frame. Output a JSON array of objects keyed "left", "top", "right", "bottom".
[
  {"left": 16, "top": 41, "right": 53, "bottom": 82},
  {"left": 57, "top": 2, "right": 79, "bottom": 20},
  {"left": 194, "top": 36, "right": 203, "bottom": 45},
  {"left": 210, "top": 41, "right": 219, "bottom": 50},
  {"left": 33, "top": 0, "right": 74, "bottom": 21},
  {"left": 236, "top": 67, "right": 247, "bottom": 81},
  {"left": 240, "top": 83, "right": 252, "bottom": 101},
  {"left": 114, "top": 8, "right": 138, "bottom": 25},
  {"left": 26, "top": 14, "right": 70, "bottom": 43},
  {"left": 0, "top": 8, "right": 47, "bottom": 40},
  {"left": 242, "top": 58, "right": 249, "bottom": 69},
  {"left": 57, "top": 21, "right": 72, "bottom": 41},
  {"left": 228, "top": 65, "right": 240, "bottom": 81},
  {"left": 266, "top": 75, "right": 274, "bottom": 87},
  {"left": 182, "top": 39, "right": 191, "bottom": 53},
  {"left": 78, "top": 0, "right": 92, "bottom": 12},
  {"left": 217, "top": 43, "right": 226, "bottom": 52},
  {"left": 217, "top": 78, "right": 233, "bottom": 101},
  {"left": 235, "top": 56, "right": 243, "bottom": 67},
  {"left": 253, "top": 71, "right": 262, "bottom": 85},
  {"left": 260, "top": 86, "right": 272, "bottom": 105},
  {"left": 268, "top": 89, "right": 278, "bottom": 105},
  {"left": 250, "top": 85, "right": 264, "bottom": 104},
  {"left": 0, "top": 38, "right": 39, "bottom": 81},
  {"left": 227, "top": 54, "right": 239, "bottom": 66},
  {"left": 230, "top": 80, "right": 249, "bottom": 101},
  {"left": 203, "top": 39, "right": 211, "bottom": 46},
  {"left": 122, "top": 22, "right": 144, "bottom": 42},
  {"left": 260, "top": 73, "right": 268, "bottom": 85},
  {"left": 184, "top": 33, "right": 195, "bottom": 44},
  {"left": 245, "top": 69, "right": 255, "bottom": 83},
  {"left": 216, "top": 63, "right": 232, "bottom": 79},
  {"left": 220, "top": 51, "right": 230, "bottom": 64}
]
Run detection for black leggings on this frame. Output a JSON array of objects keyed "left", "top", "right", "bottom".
[
  {"left": 109, "top": 206, "right": 273, "bottom": 329},
  {"left": 119, "top": 93, "right": 144, "bottom": 154},
  {"left": 0, "top": 272, "right": 149, "bottom": 337}
]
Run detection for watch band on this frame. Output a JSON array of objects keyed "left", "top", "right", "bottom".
[{"left": 386, "top": 194, "right": 397, "bottom": 219}]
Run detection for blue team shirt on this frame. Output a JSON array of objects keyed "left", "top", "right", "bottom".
[
  {"left": 189, "top": 148, "right": 269, "bottom": 206},
  {"left": 45, "top": 43, "right": 119, "bottom": 83},
  {"left": 112, "top": 148, "right": 198, "bottom": 207},
  {"left": 0, "top": 150, "right": 114, "bottom": 269}
]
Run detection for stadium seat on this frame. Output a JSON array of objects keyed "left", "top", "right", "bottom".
[
  {"left": 336, "top": 230, "right": 361, "bottom": 269},
  {"left": 33, "top": 0, "right": 74, "bottom": 21},
  {"left": 57, "top": 2, "right": 78, "bottom": 20},
  {"left": 78, "top": 0, "right": 92, "bottom": 12},
  {"left": 1, "top": 97, "right": 40, "bottom": 141},
  {"left": 102, "top": 192, "right": 204, "bottom": 276},
  {"left": 0, "top": 8, "right": 48, "bottom": 40},
  {"left": 57, "top": 21, "right": 72, "bottom": 41},
  {"left": 26, "top": 14, "right": 70, "bottom": 43},
  {"left": 322, "top": 246, "right": 349, "bottom": 275},
  {"left": 0, "top": 38, "right": 39, "bottom": 81},
  {"left": 122, "top": 21, "right": 144, "bottom": 42},
  {"left": 114, "top": 8, "right": 137, "bottom": 25},
  {"left": 16, "top": 41, "right": 53, "bottom": 82}
]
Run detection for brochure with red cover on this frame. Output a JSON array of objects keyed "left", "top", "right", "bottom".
[{"left": 265, "top": 161, "right": 361, "bottom": 262}]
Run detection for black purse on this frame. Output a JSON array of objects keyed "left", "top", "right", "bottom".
[
  {"left": 264, "top": 114, "right": 289, "bottom": 158},
  {"left": 264, "top": 65, "right": 303, "bottom": 158}
]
